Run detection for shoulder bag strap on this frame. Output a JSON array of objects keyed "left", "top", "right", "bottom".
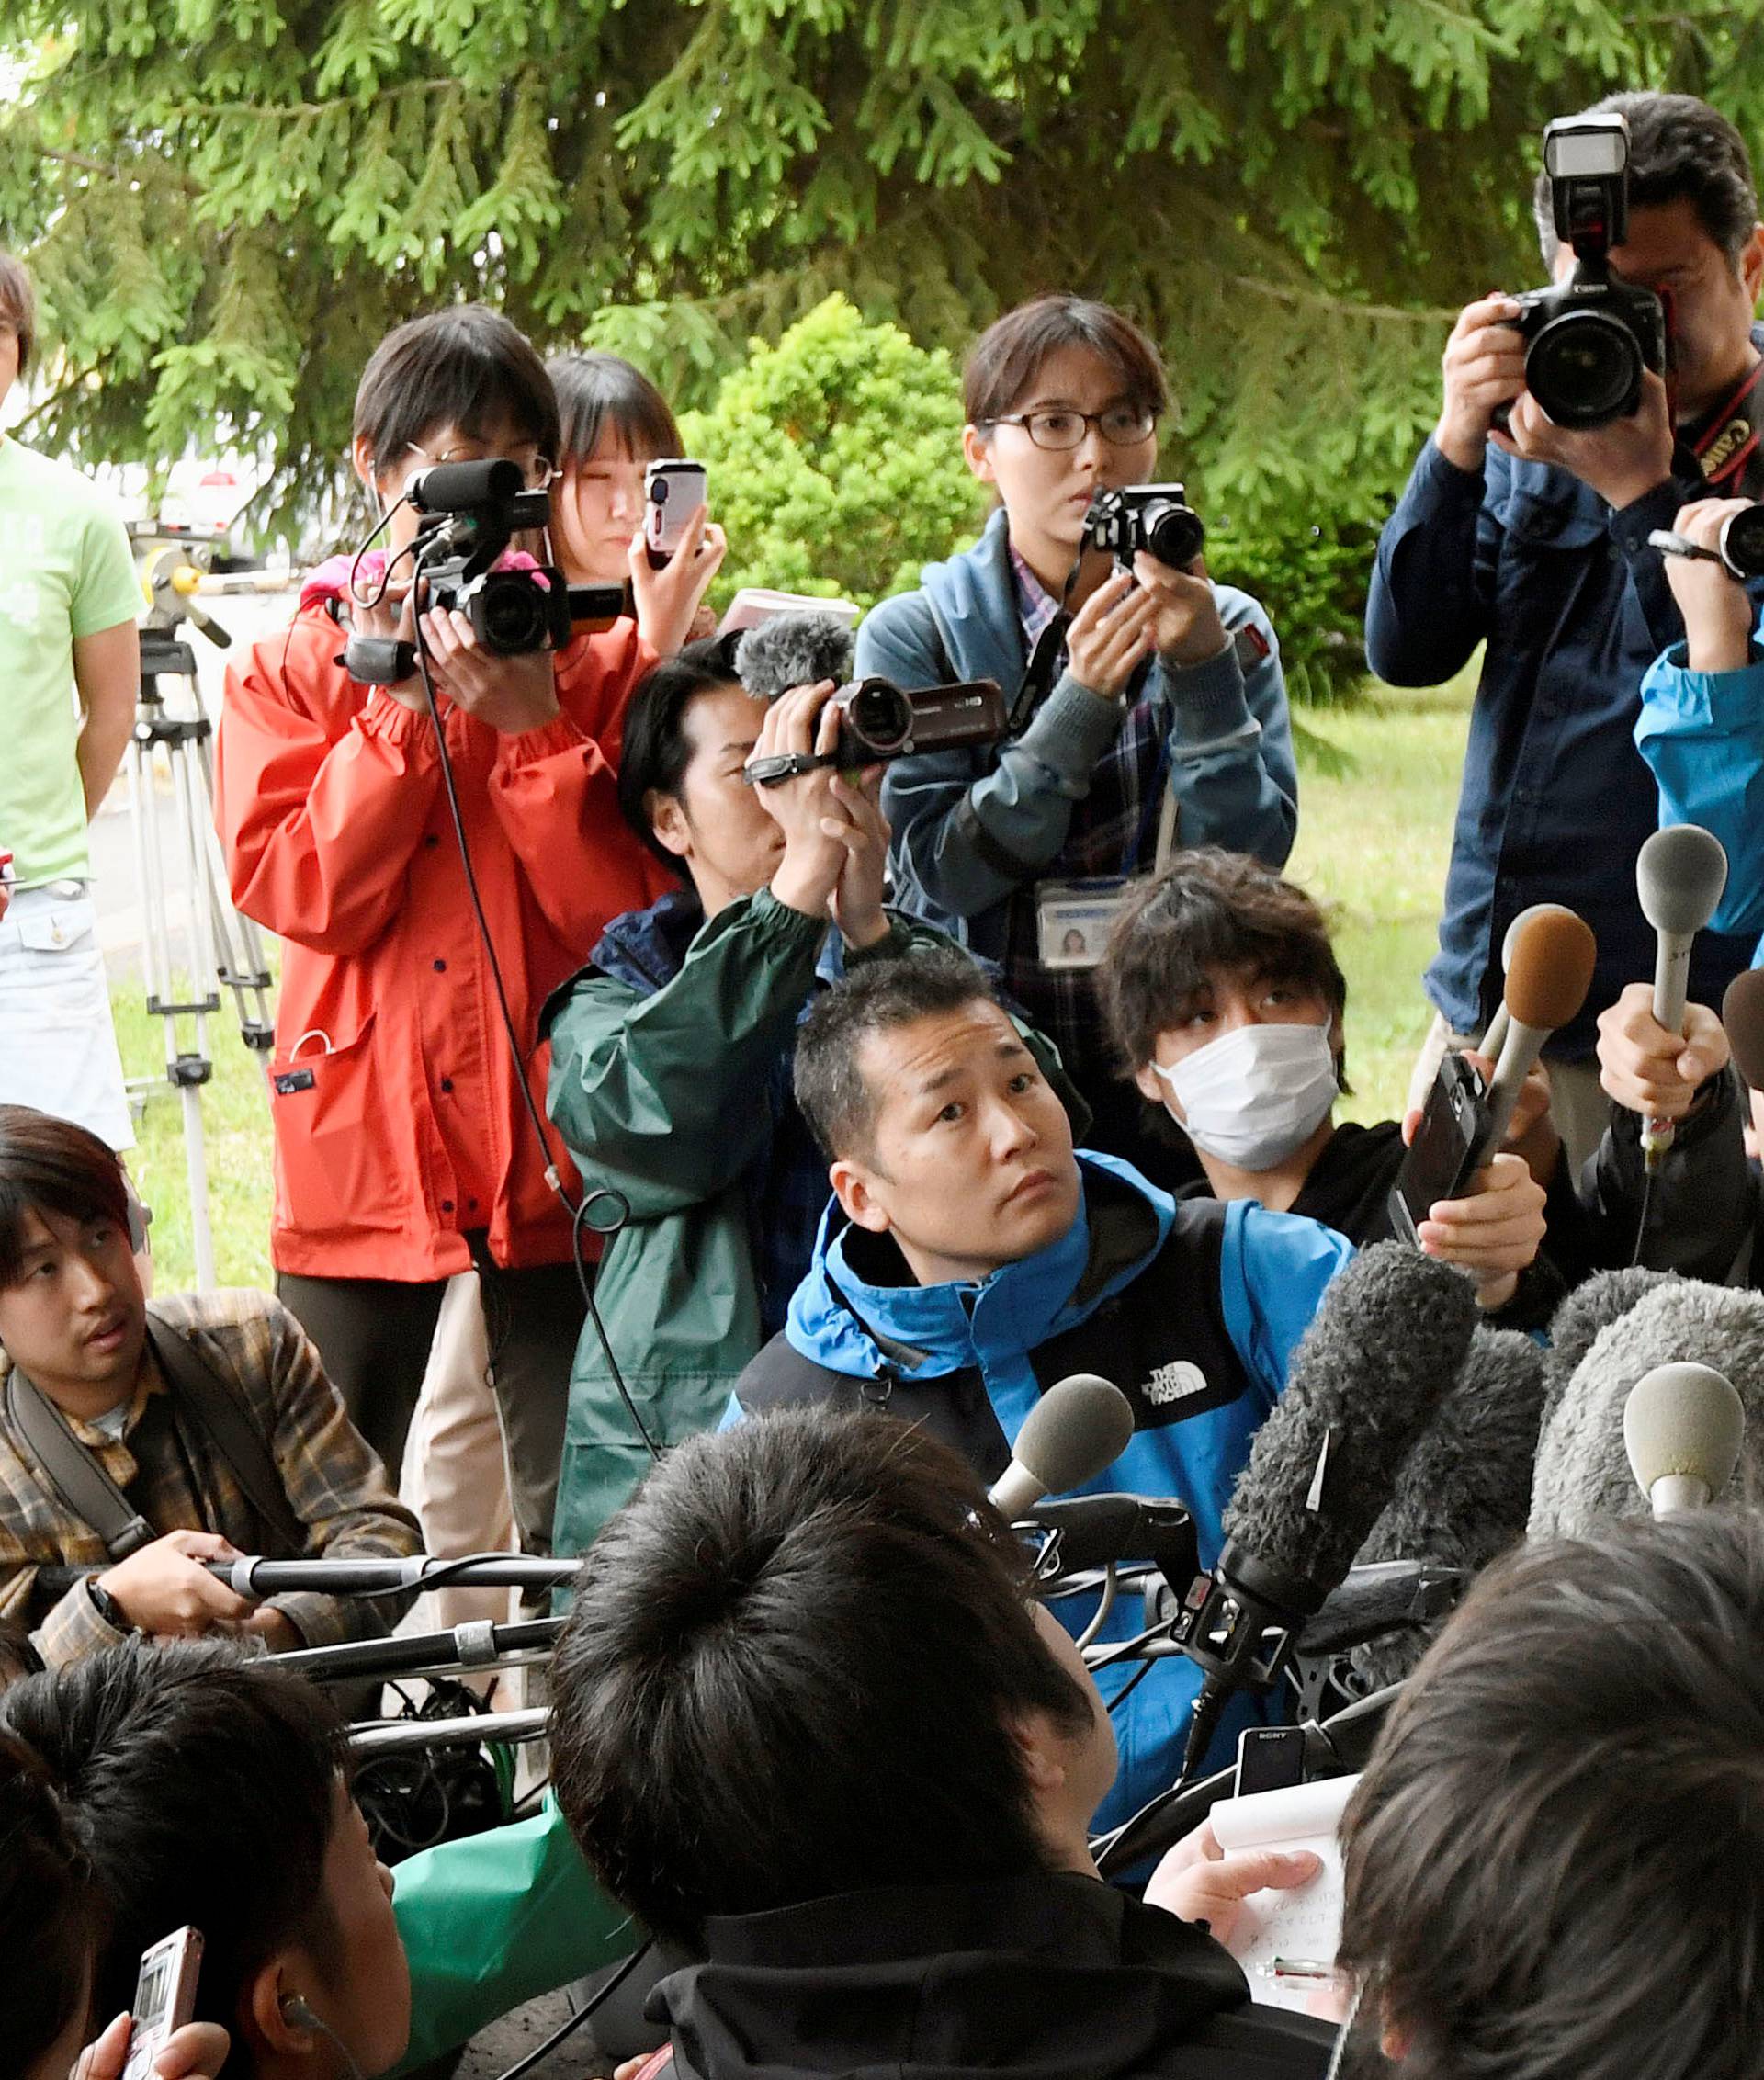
[
  {"left": 3, "top": 1368, "right": 156, "bottom": 1560},
  {"left": 144, "top": 1308, "right": 309, "bottom": 1557}
]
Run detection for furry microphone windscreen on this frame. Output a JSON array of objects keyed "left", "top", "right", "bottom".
[
  {"left": 1529, "top": 1276, "right": 1764, "bottom": 1539},
  {"left": 1350, "top": 1326, "right": 1548, "bottom": 1689},
  {"left": 1535, "top": 1266, "right": 1675, "bottom": 1438},
  {"left": 733, "top": 612, "right": 857, "bottom": 699}
]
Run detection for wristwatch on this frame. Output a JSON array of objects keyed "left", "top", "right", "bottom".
[{"left": 87, "top": 1577, "right": 137, "bottom": 1636}]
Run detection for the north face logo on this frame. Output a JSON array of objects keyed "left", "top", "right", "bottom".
[{"left": 1144, "top": 1360, "right": 1208, "bottom": 1407}]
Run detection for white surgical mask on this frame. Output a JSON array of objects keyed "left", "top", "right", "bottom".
[{"left": 1155, "top": 1020, "right": 1340, "bottom": 1172}]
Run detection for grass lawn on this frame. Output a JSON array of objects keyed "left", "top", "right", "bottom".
[{"left": 112, "top": 670, "right": 1476, "bottom": 1292}]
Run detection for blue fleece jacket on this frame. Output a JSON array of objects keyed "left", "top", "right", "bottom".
[
  {"left": 1636, "top": 635, "right": 1764, "bottom": 957},
  {"left": 729, "top": 1152, "right": 1352, "bottom": 1834},
  {"left": 854, "top": 508, "right": 1297, "bottom": 960}
]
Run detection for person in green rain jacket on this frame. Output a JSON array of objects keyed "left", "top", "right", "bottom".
[{"left": 542, "top": 643, "right": 1077, "bottom": 1560}]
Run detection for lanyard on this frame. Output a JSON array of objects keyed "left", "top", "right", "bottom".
[{"left": 1690, "top": 358, "right": 1764, "bottom": 496}]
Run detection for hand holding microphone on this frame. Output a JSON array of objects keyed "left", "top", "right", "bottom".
[
  {"left": 1596, "top": 979, "right": 1729, "bottom": 1123},
  {"left": 1635, "top": 824, "right": 1728, "bottom": 1169}
]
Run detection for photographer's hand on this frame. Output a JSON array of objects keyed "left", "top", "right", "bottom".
[
  {"left": 1657, "top": 497, "right": 1758, "bottom": 673},
  {"left": 1496, "top": 367, "right": 1674, "bottom": 510},
  {"left": 826, "top": 768, "right": 891, "bottom": 951},
  {"left": 1067, "top": 568, "right": 1159, "bottom": 700},
  {"left": 419, "top": 607, "right": 561, "bottom": 734},
  {"left": 628, "top": 504, "right": 729, "bottom": 657},
  {"left": 349, "top": 582, "right": 427, "bottom": 713},
  {"left": 752, "top": 683, "right": 848, "bottom": 921},
  {"left": 1132, "top": 550, "right": 1227, "bottom": 666},
  {"left": 1435, "top": 295, "right": 1528, "bottom": 473}
]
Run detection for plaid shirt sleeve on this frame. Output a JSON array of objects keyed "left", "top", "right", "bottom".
[{"left": 159, "top": 1291, "right": 424, "bottom": 1651}]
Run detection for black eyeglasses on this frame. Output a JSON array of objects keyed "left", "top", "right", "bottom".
[{"left": 983, "top": 405, "right": 1159, "bottom": 451}]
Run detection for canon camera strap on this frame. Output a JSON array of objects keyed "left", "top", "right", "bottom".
[{"left": 1690, "top": 358, "right": 1764, "bottom": 500}]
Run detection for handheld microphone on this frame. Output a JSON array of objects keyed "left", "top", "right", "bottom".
[
  {"left": 1636, "top": 823, "right": 1729, "bottom": 1167},
  {"left": 1721, "top": 967, "right": 1764, "bottom": 1090},
  {"left": 988, "top": 1373, "right": 1136, "bottom": 1518},
  {"left": 1481, "top": 904, "right": 1579, "bottom": 1060},
  {"left": 1623, "top": 1362, "right": 1744, "bottom": 1517},
  {"left": 1173, "top": 1243, "right": 1481, "bottom": 1777},
  {"left": 1348, "top": 1326, "right": 1549, "bottom": 1688},
  {"left": 734, "top": 611, "right": 857, "bottom": 699},
  {"left": 208, "top": 1553, "right": 579, "bottom": 1597},
  {"left": 1531, "top": 1275, "right": 1764, "bottom": 1538},
  {"left": 404, "top": 457, "right": 526, "bottom": 514},
  {"left": 1481, "top": 907, "right": 1598, "bottom": 1149}
]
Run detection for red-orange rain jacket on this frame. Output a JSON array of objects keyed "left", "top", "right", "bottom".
[{"left": 214, "top": 610, "right": 672, "bottom": 1282}]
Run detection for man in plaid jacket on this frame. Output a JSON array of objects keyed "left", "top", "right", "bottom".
[{"left": 0, "top": 1105, "right": 421, "bottom": 1668}]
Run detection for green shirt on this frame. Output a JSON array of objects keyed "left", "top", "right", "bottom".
[{"left": 0, "top": 438, "right": 141, "bottom": 884}]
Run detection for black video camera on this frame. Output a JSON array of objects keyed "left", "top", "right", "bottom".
[
  {"left": 1084, "top": 483, "right": 1205, "bottom": 571},
  {"left": 1502, "top": 112, "right": 1667, "bottom": 431},
  {"left": 343, "top": 458, "right": 624, "bottom": 686},
  {"left": 743, "top": 674, "right": 1008, "bottom": 785}
]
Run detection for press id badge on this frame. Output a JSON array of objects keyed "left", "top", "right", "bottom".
[{"left": 1035, "top": 877, "right": 1134, "bottom": 971}]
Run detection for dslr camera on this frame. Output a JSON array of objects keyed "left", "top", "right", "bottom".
[
  {"left": 1084, "top": 483, "right": 1205, "bottom": 571},
  {"left": 1502, "top": 112, "right": 1667, "bottom": 431},
  {"left": 344, "top": 458, "right": 623, "bottom": 685}
]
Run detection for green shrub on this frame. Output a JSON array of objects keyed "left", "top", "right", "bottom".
[
  {"left": 679, "top": 294, "right": 989, "bottom": 612},
  {"left": 1203, "top": 514, "right": 1379, "bottom": 707}
]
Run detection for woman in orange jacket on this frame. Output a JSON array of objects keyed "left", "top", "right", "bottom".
[{"left": 214, "top": 306, "right": 717, "bottom": 1552}]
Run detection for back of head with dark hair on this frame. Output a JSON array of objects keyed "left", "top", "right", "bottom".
[
  {"left": 1339, "top": 1510, "right": 1764, "bottom": 2080},
  {"left": 615, "top": 634, "right": 745, "bottom": 868},
  {"left": 0, "top": 1728, "right": 100, "bottom": 2080},
  {"left": 0, "top": 1104, "right": 130, "bottom": 1289},
  {"left": 549, "top": 1407, "right": 1094, "bottom": 1949},
  {"left": 792, "top": 951, "right": 1001, "bottom": 1160},
  {"left": 0, "top": 251, "right": 36, "bottom": 378},
  {"left": 352, "top": 305, "right": 560, "bottom": 480},
  {"left": 1095, "top": 850, "right": 1349, "bottom": 1080},
  {"left": 1, "top": 1642, "right": 346, "bottom": 2068},
  {"left": 964, "top": 294, "right": 1170, "bottom": 430},
  {"left": 1532, "top": 92, "right": 1758, "bottom": 266},
  {"left": 547, "top": 351, "right": 683, "bottom": 469}
]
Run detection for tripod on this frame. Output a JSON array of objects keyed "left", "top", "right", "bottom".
[{"left": 125, "top": 548, "right": 277, "bottom": 1287}]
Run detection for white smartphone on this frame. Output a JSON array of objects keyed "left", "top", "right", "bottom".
[
  {"left": 120, "top": 1927, "right": 205, "bottom": 2080},
  {"left": 644, "top": 459, "right": 707, "bottom": 570}
]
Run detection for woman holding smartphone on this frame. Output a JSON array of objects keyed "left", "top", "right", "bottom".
[
  {"left": 548, "top": 351, "right": 726, "bottom": 654},
  {"left": 855, "top": 296, "right": 1298, "bottom": 1169}
]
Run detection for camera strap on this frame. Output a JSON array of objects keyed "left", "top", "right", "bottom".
[{"left": 1690, "top": 358, "right": 1764, "bottom": 498}]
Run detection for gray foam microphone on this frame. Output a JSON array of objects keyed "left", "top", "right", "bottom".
[
  {"left": 1624, "top": 1361, "right": 1745, "bottom": 1517},
  {"left": 1481, "top": 903, "right": 1578, "bottom": 1059},
  {"left": 988, "top": 1373, "right": 1136, "bottom": 1518},
  {"left": 1637, "top": 823, "right": 1728, "bottom": 1165},
  {"left": 734, "top": 611, "right": 857, "bottom": 699}
]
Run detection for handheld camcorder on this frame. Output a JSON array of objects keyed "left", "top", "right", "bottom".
[
  {"left": 1706, "top": 502, "right": 1764, "bottom": 580},
  {"left": 1084, "top": 483, "right": 1205, "bottom": 571},
  {"left": 1501, "top": 112, "right": 1668, "bottom": 431},
  {"left": 733, "top": 608, "right": 1008, "bottom": 782},
  {"left": 344, "top": 458, "right": 624, "bottom": 685}
]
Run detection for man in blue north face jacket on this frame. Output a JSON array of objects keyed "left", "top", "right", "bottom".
[{"left": 729, "top": 950, "right": 1351, "bottom": 1837}]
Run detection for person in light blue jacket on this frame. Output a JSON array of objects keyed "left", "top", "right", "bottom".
[
  {"left": 728, "top": 951, "right": 1351, "bottom": 1837},
  {"left": 1636, "top": 492, "right": 1764, "bottom": 952},
  {"left": 854, "top": 295, "right": 1296, "bottom": 1172}
]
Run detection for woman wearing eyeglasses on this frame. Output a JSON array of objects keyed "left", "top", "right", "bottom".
[
  {"left": 214, "top": 306, "right": 675, "bottom": 1553},
  {"left": 855, "top": 296, "right": 1297, "bottom": 1167}
]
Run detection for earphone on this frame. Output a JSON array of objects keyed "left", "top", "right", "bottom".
[{"left": 278, "top": 1995, "right": 364, "bottom": 2080}]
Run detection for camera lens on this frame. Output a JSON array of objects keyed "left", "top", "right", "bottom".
[
  {"left": 1525, "top": 311, "right": 1642, "bottom": 429},
  {"left": 843, "top": 680, "right": 913, "bottom": 758},
  {"left": 651, "top": 477, "right": 669, "bottom": 504},
  {"left": 1140, "top": 499, "right": 1205, "bottom": 570},
  {"left": 1720, "top": 504, "right": 1764, "bottom": 581},
  {"left": 476, "top": 574, "right": 547, "bottom": 655}
]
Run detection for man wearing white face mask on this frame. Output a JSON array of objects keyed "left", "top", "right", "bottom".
[{"left": 1098, "top": 852, "right": 1555, "bottom": 1315}]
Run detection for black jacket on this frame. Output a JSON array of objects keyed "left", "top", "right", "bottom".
[{"left": 652, "top": 1869, "right": 1337, "bottom": 2080}]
